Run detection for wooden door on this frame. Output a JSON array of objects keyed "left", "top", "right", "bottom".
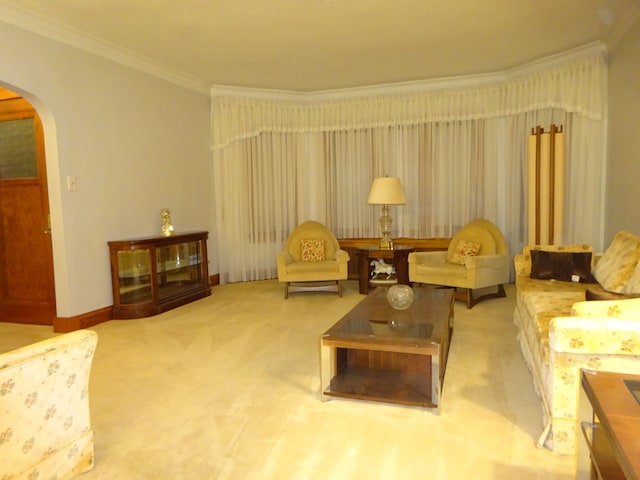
[{"left": 0, "top": 88, "right": 56, "bottom": 325}]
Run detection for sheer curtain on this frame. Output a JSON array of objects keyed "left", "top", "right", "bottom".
[{"left": 211, "top": 49, "right": 607, "bottom": 283}]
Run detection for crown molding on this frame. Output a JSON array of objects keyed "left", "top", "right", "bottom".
[
  {"left": 605, "top": 2, "right": 640, "bottom": 49},
  {"left": 212, "top": 42, "right": 607, "bottom": 102},
  {"left": 0, "top": 2, "right": 210, "bottom": 95},
  {"left": 209, "top": 85, "right": 310, "bottom": 102},
  {"left": 0, "top": 1, "right": 614, "bottom": 101}
]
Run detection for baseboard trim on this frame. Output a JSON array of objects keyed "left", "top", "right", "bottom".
[
  {"left": 52, "top": 274, "right": 217, "bottom": 332},
  {"left": 54, "top": 306, "right": 113, "bottom": 333}
]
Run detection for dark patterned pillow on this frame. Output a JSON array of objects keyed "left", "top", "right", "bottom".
[{"left": 530, "top": 250, "right": 596, "bottom": 283}]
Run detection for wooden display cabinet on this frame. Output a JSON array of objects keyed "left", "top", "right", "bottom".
[{"left": 108, "top": 231, "right": 211, "bottom": 319}]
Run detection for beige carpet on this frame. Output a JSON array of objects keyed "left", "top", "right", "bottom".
[{"left": 0, "top": 280, "right": 576, "bottom": 479}]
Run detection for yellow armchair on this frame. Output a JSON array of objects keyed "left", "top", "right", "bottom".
[
  {"left": 408, "top": 218, "right": 510, "bottom": 308},
  {"left": 277, "top": 221, "right": 350, "bottom": 298}
]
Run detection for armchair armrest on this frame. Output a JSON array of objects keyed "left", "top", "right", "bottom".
[
  {"left": 465, "top": 254, "right": 510, "bottom": 269},
  {"left": 334, "top": 249, "right": 350, "bottom": 263},
  {"left": 276, "top": 251, "right": 293, "bottom": 266},
  {"left": 276, "top": 252, "right": 293, "bottom": 278},
  {"left": 408, "top": 251, "right": 447, "bottom": 266}
]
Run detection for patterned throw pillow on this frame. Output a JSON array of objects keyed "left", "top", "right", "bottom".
[
  {"left": 450, "top": 240, "right": 481, "bottom": 265},
  {"left": 592, "top": 230, "right": 640, "bottom": 293},
  {"left": 622, "top": 259, "right": 640, "bottom": 293},
  {"left": 300, "top": 238, "right": 325, "bottom": 262}
]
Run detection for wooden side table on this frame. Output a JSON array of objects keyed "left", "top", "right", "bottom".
[
  {"left": 579, "top": 369, "right": 640, "bottom": 480},
  {"left": 357, "top": 245, "right": 415, "bottom": 294}
]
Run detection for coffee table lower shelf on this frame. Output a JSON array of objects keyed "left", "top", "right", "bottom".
[{"left": 324, "top": 366, "right": 435, "bottom": 408}]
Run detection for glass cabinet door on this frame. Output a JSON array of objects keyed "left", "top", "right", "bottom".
[
  {"left": 155, "top": 240, "right": 203, "bottom": 299},
  {"left": 116, "top": 249, "right": 152, "bottom": 304}
]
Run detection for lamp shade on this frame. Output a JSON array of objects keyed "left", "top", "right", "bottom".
[{"left": 367, "top": 177, "right": 406, "bottom": 205}]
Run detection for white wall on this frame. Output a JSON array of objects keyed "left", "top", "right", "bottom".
[
  {"left": 0, "top": 21, "right": 212, "bottom": 317},
  {"left": 606, "top": 18, "right": 640, "bottom": 242}
]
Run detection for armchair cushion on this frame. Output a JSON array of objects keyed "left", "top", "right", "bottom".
[
  {"left": 300, "top": 238, "right": 325, "bottom": 262},
  {"left": 450, "top": 240, "right": 481, "bottom": 265}
]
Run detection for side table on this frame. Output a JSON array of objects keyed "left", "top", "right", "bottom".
[
  {"left": 578, "top": 369, "right": 640, "bottom": 480},
  {"left": 358, "top": 245, "right": 415, "bottom": 294}
]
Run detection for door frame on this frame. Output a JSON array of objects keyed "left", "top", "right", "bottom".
[{"left": 0, "top": 83, "right": 69, "bottom": 320}]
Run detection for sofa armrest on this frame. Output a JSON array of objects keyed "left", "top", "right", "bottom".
[
  {"left": 514, "top": 253, "right": 531, "bottom": 277},
  {"left": 0, "top": 330, "right": 98, "bottom": 479},
  {"left": 408, "top": 251, "right": 447, "bottom": 266},
  {"left": 571, "top": 297, "right": 640, "bottom": 318},
  {"left": 550, "top": 316, "right": 640, "bottom": 355},
  {"left": 549, "top": 297, "right": 640, "bottom": 354}
]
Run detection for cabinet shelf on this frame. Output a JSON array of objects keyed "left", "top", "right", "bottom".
[{"left": 108, "top": 231, "right": 211, "bottom": 319}]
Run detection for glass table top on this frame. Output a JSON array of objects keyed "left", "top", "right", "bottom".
[{"left": 323, "top": 287, "right": 453, "bottom": 344}]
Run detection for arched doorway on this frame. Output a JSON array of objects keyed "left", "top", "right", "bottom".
[{"left": 0, "top": 86, "right": 56, "bottom": 325}]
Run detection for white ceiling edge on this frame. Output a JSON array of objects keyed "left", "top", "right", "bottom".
[
  {"left": 0, "top": 2, "right": 211, "bottom": 95},
  {"left": 210, "top": 42, "right": 608, "bottom": 102},
  {"left": 605, "top": 2, "right": 640, "bottom": 48},
  {"left": 0, "top": 1, "right": 636, "bottom": 98}
]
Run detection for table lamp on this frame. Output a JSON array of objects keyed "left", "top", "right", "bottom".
[{"left": 367, "top": 176, "right": 406, "bottom": 249}]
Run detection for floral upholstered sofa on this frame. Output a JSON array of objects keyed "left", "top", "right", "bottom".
[
  {"left": 0, "top": 330, "right": 98, "bottom": 479},
  {"left": 513, "top": 230, "right": 640, "bottom": 455}
]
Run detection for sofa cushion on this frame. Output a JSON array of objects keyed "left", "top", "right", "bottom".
[
  {"left": 622, "top": 259, "right": 640, "bottom": 294},
  {"left": 585, "top": 289, "right": 640, "bottom": 301},
  {"left": 516, "top": 274, "right": 603, "bottom": 297},
  {"left": 571, "top": 296, "right": 640, "bottom": 319},
  {"left": 521, "top": 290, "right": 585, "bottom": 363},
  {"left": 593, "top": 230, "right": 640, "bottom": 293},
  {"left": 529, "top": 250, "right": 595, "bottom": 283}
]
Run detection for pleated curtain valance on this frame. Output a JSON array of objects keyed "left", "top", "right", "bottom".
[{"left": 210, "top": 49, "right": 606, "bottom": 150}]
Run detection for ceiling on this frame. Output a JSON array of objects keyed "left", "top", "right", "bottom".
[{"left": 1, "top": 0, "right": 639, "bottom": 93}]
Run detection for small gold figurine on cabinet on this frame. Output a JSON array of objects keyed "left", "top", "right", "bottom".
[{"left": 161, "top": 208, "right": 174, "bottom": 236}]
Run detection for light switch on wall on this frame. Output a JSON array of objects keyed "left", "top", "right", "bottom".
[{"left": 67, "top": 176, "right": 77, "bottom": 191}]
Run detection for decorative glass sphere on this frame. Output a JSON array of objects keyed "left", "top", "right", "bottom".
[{"left": 386, "top": 284, "right": 415, "bottom": 310}]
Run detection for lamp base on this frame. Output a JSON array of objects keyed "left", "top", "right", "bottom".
[
  {"left": 378, "top": 204, "right": 394, "bottom": 250},
  {"left": 378, "top": 238, "right": 394, "bottom": 250}
]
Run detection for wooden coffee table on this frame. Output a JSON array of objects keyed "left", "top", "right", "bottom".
[{"left": 320, "top": 287, "right": 454, "bottom": 412}]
